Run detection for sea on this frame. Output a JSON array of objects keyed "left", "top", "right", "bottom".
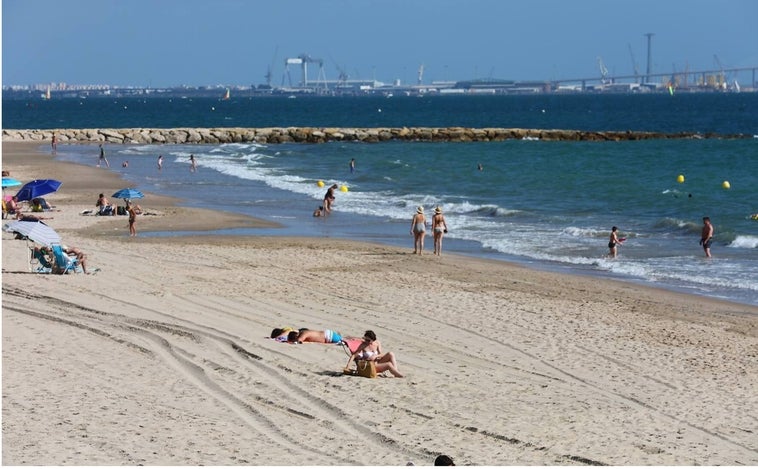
[{"left": 4, "top": 93, "right": 758, "bottom": 306}]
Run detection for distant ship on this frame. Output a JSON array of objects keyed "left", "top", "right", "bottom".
[{"left": 222, "top": 88, "right": 230, "bottom": 100}]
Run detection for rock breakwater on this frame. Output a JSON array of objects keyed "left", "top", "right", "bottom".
[{"left": 2, "top": 127, "right": 748, "bottom": 145}]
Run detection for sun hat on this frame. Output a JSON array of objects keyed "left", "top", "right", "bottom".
[
  {"left": 416, "top": 206, "right": 424, "bottom": 214},
  {"left": 434, "top": 206, "right": 442, "bottom": 214}
]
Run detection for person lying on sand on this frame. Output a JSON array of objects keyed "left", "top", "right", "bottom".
[
  {"left": 287, "top": 329, "right": 344, "bottom": 344},
  {"left": 270, "top": 327, "right": 299, "bottom": 342},
  {"left": 15, "top": 212, "right": 53, "bottom": 222}
]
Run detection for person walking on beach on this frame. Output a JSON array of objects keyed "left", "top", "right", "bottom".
[
  {"left": 700, "top": 216, "right": 714, "bottom": 257},
  {"left": 432, "top": 206, "right": 448, "bottom": 256},
  {"left": 323, "top": 184, "right": 338, "bottom": 213},
  {"left": 51, "top": 133, "right": 57, "bottom": 153},
  {"left": 189, "top": 154, "right": 197, "bottom": 172},
  {"left": 349, "top": 158, "right": 355, "bottom": 174},
  {"left": 98, "top": 144, "right": 110, "bottom": 168},
  {"left": 608, "top": 226, "right": 623, "bottom": 258},
  {"left": 411, "top": 206, "right": 426, "bottom": 254},
  {"left": 157, "top": 155, "right": 163, "bottom": 171},
  {"left": 127, "top": 201, "right": 137, "bottom": 237}
]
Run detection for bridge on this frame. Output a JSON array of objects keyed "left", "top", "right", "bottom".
[{"left": 551, "top": 66, "right": 757, "bottom": 91}]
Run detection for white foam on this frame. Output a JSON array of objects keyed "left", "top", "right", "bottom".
[{"left": 728, "top": 235, "right": 758, "bottom": 249}]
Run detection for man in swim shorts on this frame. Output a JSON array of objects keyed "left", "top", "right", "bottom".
[{"left": 700, "top": 216, "right": 714, "bottom": 258}]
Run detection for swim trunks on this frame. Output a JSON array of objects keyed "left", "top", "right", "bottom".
[{"left": 324, "top": 329, "right": 343, "bottom": 344}]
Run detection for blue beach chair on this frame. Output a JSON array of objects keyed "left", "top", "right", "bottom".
[
  {"left": 50, "top": 244, "right": 81, "bottom": 274},
  {"left": 29, "top": 246, "right": 53, "bottom": 273}
]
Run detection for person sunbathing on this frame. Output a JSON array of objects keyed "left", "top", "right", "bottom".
[
  {"left": 287, "top": 328, "right": 344, "bottom": 344},
  {"left": 344, "top": 330, "right": 404, "bottom": 378},
  {"left": 16, "top": 212, "right": 53, "bottom": 222},
  {"left": 96, "top": 193, "right": 116, "bottom": 216},
  {"left": 270, "top": 327, "right": 299, "bottom": 342},
  {"left": 7, "top": 196, "right": 19, "bottom": 215},
  {"left": 60, "top": 245, "right": 89, "bottom": 274}
]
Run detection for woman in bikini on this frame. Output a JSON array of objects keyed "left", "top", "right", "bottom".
[
  {"left": 410, "top": 206, "right": 426, "bottom": 255},
  {"left": 431, "top": 206, "right": 448, "bottom": 256},
  {"left": 344, "top": 330, "right": 403, "bottom": 378}
]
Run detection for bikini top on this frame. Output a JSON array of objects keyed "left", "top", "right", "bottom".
[{"left": 359, "top": 349, "right": 378, "bottom": 360}]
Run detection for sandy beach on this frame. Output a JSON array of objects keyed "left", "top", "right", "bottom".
[{"left": 2, "top": 141, "right": 758, "bottom": 465}]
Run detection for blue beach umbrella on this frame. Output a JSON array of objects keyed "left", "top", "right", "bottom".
[
  {"left": 2, "top": 177, "right": 22, "bottom": 188},
  {"left": 112, "top": 188, "right": 144, "bottom": 202},
  {"left": 15, "top": 179, "right": 62, "bottom": 201}
]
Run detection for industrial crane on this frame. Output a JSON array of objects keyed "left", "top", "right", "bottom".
[
  {"left": 627, "top": 44, "right": 640, "bottom": 83},
  {"left": 264, "top": 46, "right": 278, "bottom": 88},
  {"left": 282, "top": 54, "right": 328, "bottom": 89},
  {"left": 330, "top": 55, "right": 349, "bottom": 86}
]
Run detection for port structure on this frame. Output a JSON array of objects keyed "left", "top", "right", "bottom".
[{"left": 282, "top": 54, "right": 328, "bottom": 91}]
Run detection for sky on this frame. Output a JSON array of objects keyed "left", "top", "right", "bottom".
[{"left": 3, "top": 0, "right": 757, "bottom": 88}]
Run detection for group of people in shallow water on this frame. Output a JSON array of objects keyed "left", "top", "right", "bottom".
[
  {"left": 270, "top": 327, "right": 404, "bottom": 378},
  {"left": 608, "top": 216, "right": 715, "bottom": 259}
]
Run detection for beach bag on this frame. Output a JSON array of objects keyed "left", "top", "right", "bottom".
[
  {"left": 117, "top": 206, "right": 126, "bottom": 216},
  {"left": 356, "top": 360, "right": 377, "bottom": 378}
]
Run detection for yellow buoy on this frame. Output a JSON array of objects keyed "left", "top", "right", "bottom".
[
  {"left": 317, "top": 180, "right": 324, "bottom": 187},
  {"left": 722, "top": 181, "right": 731, "bottom": 189},
  {"left": 676, "top": 174, "right": 685, "bottom": 184},
  {"left": 340, "top": 185, "right": 348, "bottom": 192}
]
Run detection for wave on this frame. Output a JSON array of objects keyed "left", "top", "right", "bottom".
[
  {"left": 728, "top": 235, "right": 758, "bottom": 249},
  {"left": 472, "top": 205, "right": 522, "bottom": 218},
  {"left": 654, "top": 217, "right": 699, "bottom": 235}
]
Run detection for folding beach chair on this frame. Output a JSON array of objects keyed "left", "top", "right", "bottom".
[
  {"left": 29, "top": 246, "right": 54, "bottom": 273},
  {"left": 340, "top": 337, "right": 365, "bottom": 357},
  {"left": 50, "top": 244, "right": 82, "bottom": 274}
]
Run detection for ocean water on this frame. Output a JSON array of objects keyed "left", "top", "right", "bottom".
[{"left": 5, "top": 94, "right": 758, "bottom": 306}]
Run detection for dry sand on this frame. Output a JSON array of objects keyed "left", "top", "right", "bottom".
[{"left": 2, "top": 141, "right": 758, "bottom": 465}]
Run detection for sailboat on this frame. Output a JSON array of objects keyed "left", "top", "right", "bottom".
[
  {"left": 222, "top": 88, "right": 230, "bottom": 100},
  {"left": 41, "top": 86, "right": 51, "bottom": 100}
]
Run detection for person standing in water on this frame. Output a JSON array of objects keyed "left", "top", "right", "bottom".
[
  {"left": 608, "top": 226, "right": 623, "bottom": 258},
  {"left": 700, "top": 216, "right": 714, "bottom": 257},
  {"left": 157, "top": 155, "right": 163, "bottom": 171},
  {"left": 323, "top": 184, "right": 338, "bottom": 213},
  {"left": 349, "top": 158, "right": 355, "bottom": 174},
  {"left": 189, "top": 154, "right": 197, "bottom": 172},
  {"left": 98, "top": 143, "right": 110, "bottom": 167}
]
